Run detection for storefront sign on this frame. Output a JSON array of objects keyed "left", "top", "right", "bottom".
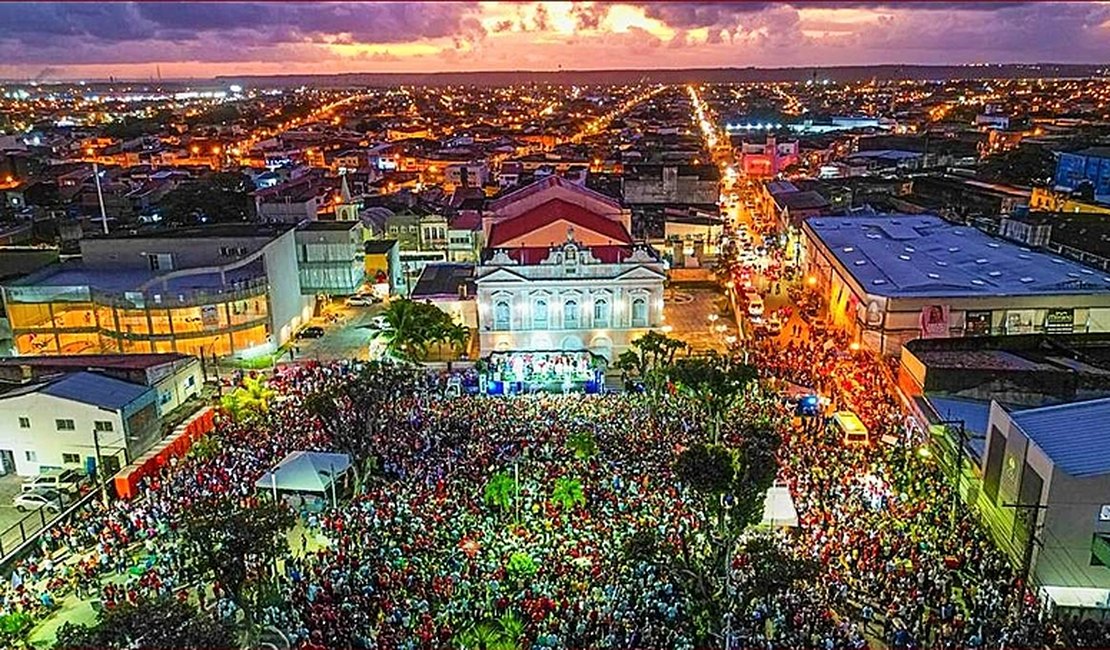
[
  {"left": 965, "top": 310, "right": 992, "bottom": 337},
  {"left": 1045, "top": 308, "right": 1075, "bottom": 334}
]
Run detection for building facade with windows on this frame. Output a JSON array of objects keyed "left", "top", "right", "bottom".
[
  {"left": 475, "top": 176, "right": 666, "bottom": 360},
  {"left": 295, "top": 221, "right": 367, "bottom": 296},
  {"left": 1, "top": 224, "right": 313, "bottom": 359},
  {"left": 0, "top": 371, "right": 160, "bottom": 476}
]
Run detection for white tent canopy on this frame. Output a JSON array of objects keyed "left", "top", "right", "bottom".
[
  {"left": 255, "top": 451, "right": 351, "bottom": 494},
  {"left": 761, "top": 484, "right": 799, "bottom": 528}
]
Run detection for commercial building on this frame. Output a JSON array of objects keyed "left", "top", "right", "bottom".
[
  {"left": 475, "top": 176, "right": 666, "bottom": 360},
  {"left": 0, "top": 371, "right": 160, "bottom": 476},
  {"left": 295, "top": 221, "right": 367, "bottom": 296},
  {"left": 802, "top": 215, "right": 1110, "bottom": 356},
  {"left": 1054, "top": 147, "right": 1110, "bottom": 205},
  {"left": 2, "top": 224, "right": 313, "bottom": 359},
  {"left": 621, "top": 164, "right": 720, "bottom": 206},
  {"left": 0, "top": 353, "right": 202, "bottom": 416},
  {"left": 980, "top": 399, "right": 1110, "bottom": 606},
  {"left": 364, "top": 239, "right": 402, "bottom": 295},
  {"left": 411, "top": 263, "right": 478, "bottom": 330}
]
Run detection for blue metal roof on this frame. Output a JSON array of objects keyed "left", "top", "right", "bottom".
[
  {"left": 1010, "top": 398, "right": 1110, "bottom": 477},
  {"left": 39, "top": 371, "right": 153, "bottom": 411},
  {"left": 806, "top": 215, "right": 1110, "bottom": 298}
]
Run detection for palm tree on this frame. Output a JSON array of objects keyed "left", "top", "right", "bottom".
[
  {"left": 220, "top": 376, "right": 274, "bottom": 422},
  {"left": 484, "top": 472, "right": 515, "bottom": 513},
  {"left": 377, "top": 299, "right": 466, "bottom": 362},
  {"left": 551, "top": 476, "right": 586, "bottom": 510}
]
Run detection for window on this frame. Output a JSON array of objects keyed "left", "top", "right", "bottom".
[
  {"left": 494, "top": 300, "right": 511, "bottom": 330},
  {"left": 62, "top": 453, "right": 80, "bottom": 465},
  {"left": 186, "top": 375, "right": 196, "bottom": 388},
  {"left": 631, "top": 297, "right": 648, "bottom": 327},
  {"left": 25, "top": 450, "right": 36, "bottom": 462},
  {"left": 564, "top": 300, "right": 580, "bottom": 329},
  {"left": 533, "top": 299, "right": 549, "bottom": 329},
  {"left": 94, "top": 421, "right": 114, "bottom": 433},
  {"left": 18, "top": 416, "right": 30, "bottom": 429},
  {"left": 55, "top": 419, "right": 75, "bottom": 431},
  {"left": 593, "top": 299, "right": 610, "bottom": 326}
]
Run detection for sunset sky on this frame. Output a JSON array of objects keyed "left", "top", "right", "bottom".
[{"left": 0, "top": 2, "right": 1108, "bottom": 81}]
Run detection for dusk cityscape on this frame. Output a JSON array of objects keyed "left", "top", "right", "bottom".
[{"left": 1, "top": 1, "right": 1110, "bottom": 649}]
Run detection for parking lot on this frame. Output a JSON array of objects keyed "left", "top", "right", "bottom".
[
  {"left": 0, "top": 472, "right": 63, "bottom": 557},
  {"left": 662, "top": 284, "right": 738, "bottom": 354},
  {"left": 285, "top": 302, "right": 387, "bottom": 362}
]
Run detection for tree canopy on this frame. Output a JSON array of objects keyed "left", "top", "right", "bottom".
[
  {"left": 376, "top": 299, "right": 469, "bottom": 361},
  {"left": 53, "top": 594, "right": 234, "bottom": 650},
  {"left": 158, "top": 173, "right": 254, "bottom": 225}
]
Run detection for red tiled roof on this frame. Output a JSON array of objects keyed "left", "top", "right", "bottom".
[
  {"left": 488, "top": 198, "right": 631, "bottom": 247},
  {"left": 487, "top": 174, "right": 621, "bottom": 213},
  {"left": 450, "top": 210, "right": 482, "bottom": 231},
  {"left": 494, "top": 245, "right": 636, "bottom": 265}
]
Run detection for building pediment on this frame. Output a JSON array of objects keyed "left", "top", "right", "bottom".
[
  {"left": 476, "top": 266, "right": 529, "bottom": 283},
  {"left": 613, "top": 265, "right": 668, "bottom": 281}
]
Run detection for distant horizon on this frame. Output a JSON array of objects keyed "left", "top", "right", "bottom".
[
  {"left": 3, "top": 61, "right": 1106, "bottom": 86},
  {"left": 0, "top": 2, "right": 1107, "bottom": 81}
]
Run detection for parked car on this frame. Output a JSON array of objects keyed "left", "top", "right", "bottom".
[
  {"left": 21, "top": 468, "right": 85, "bottom": 495},
  {"left": 13, "top": 489, "right": 66, "bottom": 513},
  {"left": 345, "top": 293, "right": 381, "bottom": 307},
  {"left": 762, "top": 317, "right": 783, "bottom": 337},
  {"left": 296, "top": 326, "right": 325, "bottom": 339},
  {"left": 369, "top": 315, "right": 393, "bottom": 330}
]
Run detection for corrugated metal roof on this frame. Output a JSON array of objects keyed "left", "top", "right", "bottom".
[
  {"left": 38, "top": 371, "right": 153, "bottom": 411},
  {"left": 1010, "top": 397, "right": 1110, "bottom": 477}
]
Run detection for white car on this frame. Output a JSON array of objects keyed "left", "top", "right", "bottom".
[
  {"left": 14, "top": 489, "right": 66, "bottom": 513},
  {"left": 369, "top": 315, "right": 393, "bottom": 330},
  {"left": 345, "top": 294, "right": 380, "bottom": 307},
  {"left": 762, "top": 317, "right": 783, "bottom": 336},
  {"left": 21, "top": 468, "right": 84, "bottom": 495}
]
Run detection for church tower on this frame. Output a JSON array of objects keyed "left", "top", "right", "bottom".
[{"left": 335, "top": 173, "right": 359, "bottom": 222}]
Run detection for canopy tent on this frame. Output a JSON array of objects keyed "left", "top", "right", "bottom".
[
  {"left": 255, "top": 451, "right": 351, "bottom": 495},
  {"left": 760, "top": 484, "right": 799, "bottom": 528}
]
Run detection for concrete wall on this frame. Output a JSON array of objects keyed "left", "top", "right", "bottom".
[
  {"left": 0, "top": 394, "right": 128, "bottom": 476},
  {"left": 262, "top": 230, "right": 315, "bottom": 346}
]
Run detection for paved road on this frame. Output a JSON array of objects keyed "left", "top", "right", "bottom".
[{"left": 286, "top": 303, "right": 386, "bottom": 362}]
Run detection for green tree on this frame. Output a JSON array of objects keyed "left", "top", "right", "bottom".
[
  {"left": 158, "top": 173, "right": 254, "bottom": 224},
  {"left": 565, "top": 431, "right": 597, "bottom": 461},
  {"left": 454, "top": 612, "right": 525, "bottom": 650},
  {"left": 53, "top": 594, "right": 234, "bottom": 650},
  {"left": 550, "top": 476, "right": 585, "bottom": 510},
  {"left": 376, "top": 299, "right": 467, "bottom": 361},
  {"left": 178, "top": 496, "right": 294, "bottom": 627},
  {"left": 670, "top": 352, "right": 757, "bottom": 443},
  {"left": 220, "top": 376, "right": 275, "bottom": 422},
  {"left": 484, "top": 471, "right": 515, "bottom": 514},
  {"left": 615, "top": 331, "right": 688, "bottom": 392},
  {"left": 506, "top": 552, "right": 538, "bottom": 580}
]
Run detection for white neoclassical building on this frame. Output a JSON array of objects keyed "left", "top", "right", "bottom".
[{"left": 475, "top": 176, "right": 667, "bottom": 360}]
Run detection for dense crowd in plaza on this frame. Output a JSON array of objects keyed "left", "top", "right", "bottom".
[{"left": 1, "top": 326, "right": 1109, "bottom": 648}]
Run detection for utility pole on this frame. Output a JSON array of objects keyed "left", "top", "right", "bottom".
[
  {"left": 92, "top": 428, "right": 108, "bottom": 506},
  {"left": 1003, "top": 502, "right": 1048, "bottom": 619},
  {"left": 936, "top": 418, "right": 983, "bottom": 528},
  {"left": 87, "top": 148, "right": 109, "bottom": 234}
]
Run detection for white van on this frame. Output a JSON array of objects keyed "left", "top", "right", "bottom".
[
  {"left": 747, "top": 296, "right": 765, "bottom": 320},
  {"left": 21, "top": 468, "right": 85, "bottom": 495}
]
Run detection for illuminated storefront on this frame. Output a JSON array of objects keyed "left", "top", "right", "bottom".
[{"left": 5, "top": 280, "right": 271, "bottom": 358}]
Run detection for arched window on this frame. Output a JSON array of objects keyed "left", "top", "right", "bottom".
[
  {"left": 494, "top": 301, "right": 510, "bottom": 330},
  {"left": 631, "top": 297, "right": 648, "bottom": 327},
  {"left": 564, "top": 300, "right": 579, "bottom": 329},
  {"left": 533, "top": 299, "right": 549, "bottom": 329},
  {"left": 593, "top": 299, "right": 610, "bottom": 326}
]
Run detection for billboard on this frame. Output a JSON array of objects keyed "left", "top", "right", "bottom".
[
  {"left": 919, "top": 304, "right": 949, "bottom": 339},
  {"left": 1045, "top": 308, "right": 1075, "bottom": 335}
]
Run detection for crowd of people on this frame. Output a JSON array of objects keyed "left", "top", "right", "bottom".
[{"left": 0, "top": 324, "right": 1108, "bottom": 649}]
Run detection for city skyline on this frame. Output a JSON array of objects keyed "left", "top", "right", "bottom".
[{"left": 0, "top": 1, "right": 1109, "bottom": 81}]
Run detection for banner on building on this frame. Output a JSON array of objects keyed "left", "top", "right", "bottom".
[
  {"left": 201, "top": 304, "right": 221, "bottom": 329},
  {"left": 1045, "top": 308, "right": 1075, "bottom": 335},
  {"left": 919, "top": 304, "right": 950, "bottom": 338}
]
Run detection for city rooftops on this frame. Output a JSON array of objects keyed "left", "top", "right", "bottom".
[
  {"left": 0, "top": 371, "right": 155, "bottom": 411},
  {"left": 805, "top": 215, "right": 1110, "bottom": 299},
  {"left": 1010, "top": 397, "right": 1110, "bottom": 477},
  {"left": 92, "top": 223, "right": 295, "bottom": 241},
  {"left": 411, "top": 263, "right": 476, "bottom": 299},
  {"left": 7, "top": 257, "right": 265, "bottom": 294},
  {"left": 298, "top": 220, "right": 360, "bottom": 232}
]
